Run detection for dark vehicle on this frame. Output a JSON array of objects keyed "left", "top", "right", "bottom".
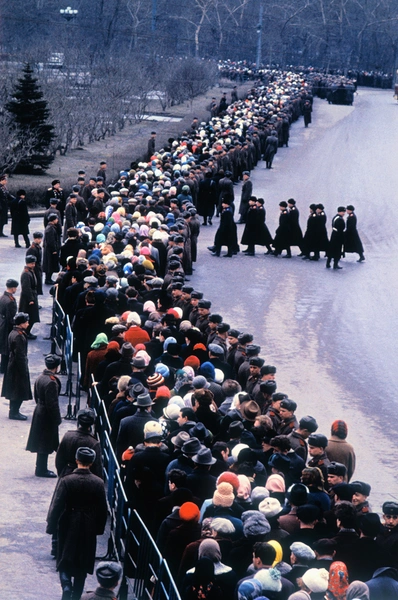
[{"left": 327, "top": 84, "right": 355, "bottom": 105}]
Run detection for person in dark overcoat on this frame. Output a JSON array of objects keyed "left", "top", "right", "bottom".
[
  {"left": 264, "top": 131, "right": 278, "bottom": 169},
  {"left": 43, "top": 214, "right": 61, "bottom": 284},
  {"left": 241, "top": 197, "right": 259, "bottom": 255},
  {"left": 116, "top": 393, "right": 158, "bottom": 462},
  {"left": 237, "top": 172, "right": 253, "bottom": 224},
  {"left": 63, "top": 195, "right": 78, "bottom": 241},
  {"left": 0, "top": 173, "right": 10, "bottom": 236},
  {"left": 56, "top": 408, "right": 103, "bottom": 479},
  {"left": 273, "top": 201, "right": 292, "bottom": 257},
  {"left": 301, "top": 204, "right": 318, "bottom": 260},
  {"left": 44, "top": 179, "right": 65, "bottom": 222},
  {"left": 46, "top": 447, "right": 107, "bottom": 600},
  {"left": 211, "top": 198, "right": 238, "bottom": 258},
  {"left": 287, "top": 199, "right": 303, "bottom": 253},
  {"left": 26, "top": 232, "right": 44, "bottom": 295},
  {"left": 197, "top": 172, "right": 217, "bottom": 226},
  {"left": 19, "top": 254, "right": 40, "bottom": 338},
  {"left": 26, "top": 354, "right": 62, "bottom": 477},
  {"left": 326, "top": 207, "right": 346, "bottom": 269},
  {"left": 2, "top": 312, "right": 32, "bottom": 419},
  {"left": 344, "top": 205, "right": 365, "bottom": 262},
  {"left": 217, "top": 171, "right": 234, "bottom": 216},
  {"left": 256, "top": 198, "right": 273, "bottom": 253},
  {"left": 303, "top": 99, "right": 312, "bottom": 127},
  {"left": 60, "top": 228, "right": 83, "bottom": 268},
  {"left": 0, "top": 278, "right": 18, "bottom": 374},
  {"left": 313, "top": 203, "right": 329, "bottom": 259},
  {"left": 147, "top": 132, "right": 156, "bottom": 160},
  {"left": 10, "top": 189, "right": 30, "bottom": 248}
]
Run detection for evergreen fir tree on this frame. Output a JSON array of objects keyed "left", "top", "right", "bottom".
[{"left": 5, "top": 63, "right": 55, "bottom": 173}]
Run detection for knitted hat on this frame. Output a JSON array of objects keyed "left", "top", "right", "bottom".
[
  {"left": 243, "top": 513, "right": 271, "bottom": 537},
  {"left": 147, "top": 373, "right": 165, "bottom": 388},
  {"left": 155, "top": 363, "right": 170, "bottom": 378},
  {"left": 265, "top": 474, "right": 286, "bottom": 493},
  {"left": 254, "top": 567, "right": 282, "bottom": 592},
  {"left": 179, "top": 502, "right": 200, "bottom": 522},
  {"left": 184, "top": 355, "right": 201, "bottom": 370},
  {"left": 155, "top": 385, "right": 171, "bottom": 399},
  {"left": 302, "top": 568, "right": 329, "bottom": 593},
  {"left": 331, "top": 420, "right": 348, "bottom": 439},
  {"left": 143, "top": 421, "right": 163, "bottom": 440},
  {"left": 91, "top": 333, "right": 108, "bottom": 349},
  {"left": 258, "top": 497, "right": 283, "bottom": 518},
  {"left": 217, "top": 471, "right": 240, "bottom": 493},
  {"left": 213, "top": 482, "right": 235, "bottom": 507}
]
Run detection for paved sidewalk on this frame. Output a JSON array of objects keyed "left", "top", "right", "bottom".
[{"left": 0, "top": 218, "right": 108, "bottom": 599}]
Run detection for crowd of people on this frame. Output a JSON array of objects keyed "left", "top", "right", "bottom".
[{"left": 0, "top": 65, "right": 386, "bottom": 600}]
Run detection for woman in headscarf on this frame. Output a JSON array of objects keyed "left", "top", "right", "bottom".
[
  {"left": 182, "top": 558, "right": 221, "bottom": 600},
  {"left": 83, "top": 332, "right": 108, "bottom": 390},
  {"left": 182, "top": 539, "right": 237, "bottom": 600},
  {"left": 346, "top": 581, "right": 369, "bottom": 600},
  {"left": 325, "top": 561, "right": 349, "bottom": 600}
]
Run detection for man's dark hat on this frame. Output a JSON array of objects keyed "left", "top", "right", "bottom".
[
  {"left": 25, "top": 254, "right": 37, "bottom": 263},
  {"left": 14, "top": 312, "right": 29, "bottom": 325},
  {"left": 308, "top": 433, "right": 328, "bottom": 448},
  {"left": 299, "top": 415, "right": 318, "bottom": 433},
  {"left": 280, "top": 398, "right": 297, "bottom": 412},
  {"left": 261, "top": 365, "right": 276, "bottom": 376},
  {"left": 260, "top": 380, "right": 277, "bottom": 395},
  {"left": 6, "top": 279, "right": 18, "bottom": 288},
  {"left": 77, "top": 408, "right": 96, "bottom": 426},
  {"left": 327, "top": 462, "right": 347, "bottom": 477},
  {"left": 133, "top": 393, "right": 154, "bottom": 407},
  {"left": 228, "top": 420, "right": 244, "bottom": 437},
  {"left": 351, "top": 481, "right": 371, "bottom": 497},
  {"left": 75, "top": 447, "right": 96, "bottom": 464},
  {"left": 45, "top": 354, "right": 62, "bottom": 369},
  {"left": 238, "top": 333, "right": 253, "bottom": 345},
  {"left": 96, "top": 562, "right": 122, "bottom": 588},
  {"left": 182, "top": 437, "right": 203, "bottom": 456},
  {"left": 287, "top": 483, "right": 309, "bottom": 507},
  {"left": 382, "top": 502, "right": 398, "bottom": 516},
  {"left": 192, "top": 448, "right": 216, "bottom": 466}
]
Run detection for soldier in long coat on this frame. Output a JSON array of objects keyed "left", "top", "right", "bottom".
[
  {"left": 10, "top": 190, "right": 30, "bottom": 247},
  {"left": 43, "top": 214, "right": 61, "bottom": 284},
  {"left": 256, "top": 198, "right": 274, "bottom": 253},
  {"left": 344, "top": 205, "right": 365, "bottom": 262},
  {"left": 237, "top": 171, "right": 253, "bottom": 224},
  {"left": 26, "top": 354, "right": 62, "bottom": 477},
  {"left": 313, "top": 204, "right": 329, "bottom": 258},
  {"left": 2, "top": 312, "right": 32, "bottom": 419},
  {"left": 0, "top": 278, "right": 18, "bottom": 374},
  {"left": 287, "top": 199, "right": 303, "bottom": 253},
  {"left": 264, "top": 131, "right": 278, "bottom": 169},
  {"left": 326, "top": 207, "right": 346, "bottom": 269},
  {"left": 19, "top": 254, "right": 40, "bottom": 337},
  {"left": 46, "top": 447, "right": 107, "bottom": 600},
  {"left": 45, "top": 179, "right": 65, "bottom": 222},
  {"left": 241, "top": 197, "right": 259, "bottom": 255},
  {"left": 212, "top": 198, "right": 238, "bottom": 257},
  {"left": 301, "top": 204, "right": 318, "bottom": 260},
  {"left": 197, "top": 172, "right": 217, "bottom": 225},
  {"left": 273, "top": 201, "right": 292, "bottom": 257},
  {"left": 26, "top": 232, "right": 44, "bottom": 295}
]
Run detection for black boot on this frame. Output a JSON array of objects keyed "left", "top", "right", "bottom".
[
  {"left": 357, "top": 254, "right": 365, "bottom": 262},
  {"left": 333, "top": 259, "right": 342, "bottom": 270},
  {"left": 326, "top": 259, "right": 331, "bottom": 269}
]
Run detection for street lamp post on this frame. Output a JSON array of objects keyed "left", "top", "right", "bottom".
[{"left": 256, "top": 3, "right": 264, "bottom": 69}]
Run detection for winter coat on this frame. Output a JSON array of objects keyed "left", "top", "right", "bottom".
[
  {"left": 313, "top": 211, "right": 329, "bottom": 252},
  {"left": 46, "top": 468, "right": 107, "bottom": 574},
  {"left": 55, "top": 429, "right": 103, "bottom": 479},
  {"left": 1, "top": 326, "right": 32, "bottom": 401},
  {"left": 365, "top": 567, "right": 398, "bottom": 600},
  {"left": 63, "top": 202, "right": 78, "bottom": 241},
  {"left": 326, "top": 435, "right": 356, "bottom": 480},
  {"left": 214, "top": 207, "right": 238, "bottom": 250},
  {"left": 302, "top": 212, "right": 318, "bottom": 254},
  {"left": 43, "top": 222, "right": 60, "bottom": 275},
  {"left": 26, "top": 369, "right": 62, "bottom": 454},
  {"left": 116, "top": 409, "right": 158, "bottom": 461},
  {"left": 273, "top": 209, "right": 291, "bottom": 252},
  {"left": 19, "top": 266, "right": 40, "bottom": 325},
  {"left": 26, "top": 242, "right": 43, "bottom": 295},
  {"left": 327, "top": 214, "right": 345, "bottom": 259},
  {"left": 344, "top": 212, "right": 364, "bottom": 254},
  {"left": 0, "top": 291, "right": 17, "bottom": 355},
  {"left": 198, "top": 177, "right": 217, "bottom": 218},
  {"left": 288, "top": 206, "right": 303, "bottom": 247},
  {"left": 239, "top": 180, "right": 253, "bottom": 218},
  {"left": 10, "top": 196, "right": 30, "bottom": 235},
  {"left": 59, "top": 237, "right": 82, "bottom": 268}
]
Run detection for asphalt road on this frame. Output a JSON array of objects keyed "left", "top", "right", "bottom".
[
  {"left": 0, "top": 87, "right": 397, "bottom": 598},
  {"left": 194, "top": 87, "right": 398, "bottom": 509}
]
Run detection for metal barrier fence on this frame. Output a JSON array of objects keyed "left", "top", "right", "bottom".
[
  {"left": 50, "top": 297, "right": 66, "bottom": 359},
  {"left": 89, "top": 378, "right": 181, "bottom": 600}
]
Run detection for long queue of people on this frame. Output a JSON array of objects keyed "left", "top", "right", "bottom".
[{"left": 0, "top": 65, "right": 388, "bottom": 600}]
